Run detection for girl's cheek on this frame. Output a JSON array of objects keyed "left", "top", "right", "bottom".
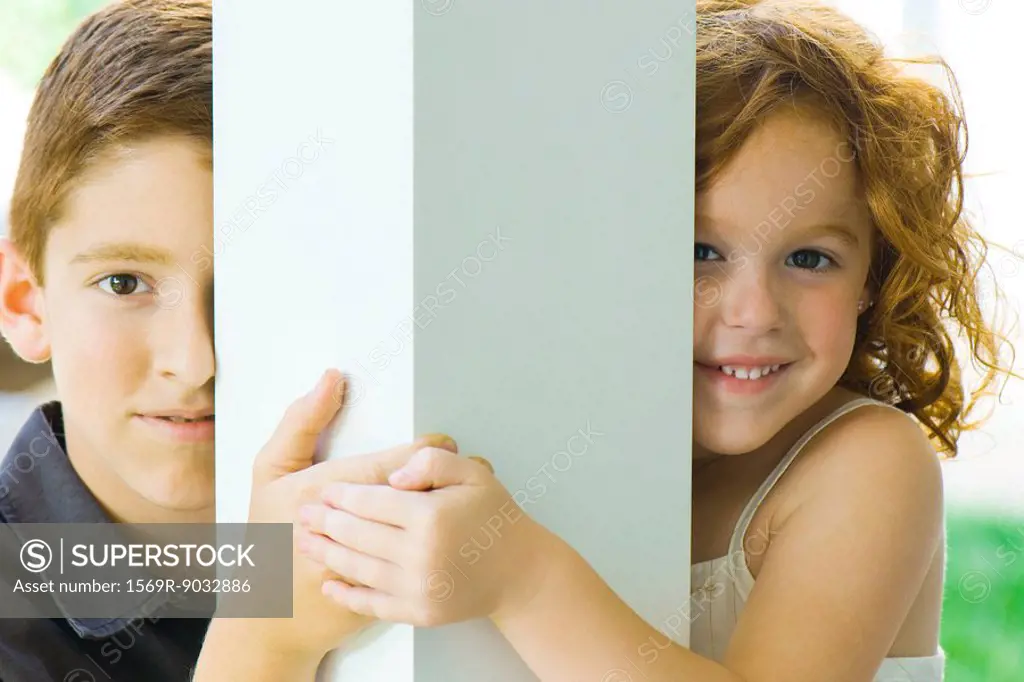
[
  {"left": 797, "top": 288, "right": 859, "bottom": 350},
  {"left": 692, "top": 294, "right": 712, "bottom": 330}
]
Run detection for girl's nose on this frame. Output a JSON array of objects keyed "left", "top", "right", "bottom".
[{"left": 717, "top": 266, "right": 783, "bottom": 333}]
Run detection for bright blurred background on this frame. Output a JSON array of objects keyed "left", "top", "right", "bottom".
[
  {"left": 0, "top": 1, "right": 114, "bottom": 434},
  {"left": 0, "top": 1, "right": 1021, "bottom": 679},
  {"left": 831, "top": 2, "right": 1023, "bottom": 678}
]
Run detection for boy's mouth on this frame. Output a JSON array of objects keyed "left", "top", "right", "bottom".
[
  {"left": 156, "top": 415, "right": 214, "bottom": 424},
  {"left": 135, "top": 410, "right": 216, "bottom": 443}
]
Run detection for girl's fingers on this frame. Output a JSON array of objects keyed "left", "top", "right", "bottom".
[
  {"left": 312, "top": 432, "right": 458, "bottom": 487},
  {"left": 321, "top": 482, "right": 422, "bottom": 527},
  {"left": 299, "top": 503, "right": 406, "bottom": 565},
  {"left": 297, "top": 529, "right": 402, "bottom": 594},
  {"left": 388, "top": 447, "right": 490, "bottom": 490},
  {"left": 323, "top": 581, "right": 418, "bottom": 624}
]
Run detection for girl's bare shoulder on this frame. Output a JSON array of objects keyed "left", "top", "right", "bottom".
[
  {"left": 770, "top": 397, "right": 943, "bottom": 542},
  {"left": 731, "top": 403, "right": 946, "bottom": 674}
]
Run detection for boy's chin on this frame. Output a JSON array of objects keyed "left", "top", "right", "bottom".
[{"left": 129, "top": 474, "right": 216, "bottom": 516}]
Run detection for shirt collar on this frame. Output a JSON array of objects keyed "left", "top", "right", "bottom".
[{"left": 0, "top": 402, "right": 178, "bottom": 638}]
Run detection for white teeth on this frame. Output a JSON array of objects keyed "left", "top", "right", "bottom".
[
  {"left": 164, "top": 416, "right": 208, "bottom": 423},
  {"left": 719, "top": 364, "right": 782, "bottom": 380}
]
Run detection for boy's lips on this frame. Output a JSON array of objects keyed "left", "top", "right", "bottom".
[
  {"left": 141, "top": 408, "right": 214, "bottom": 419},
  {"left": 135, "top": 410, "right": 215, "bottom": 443}
]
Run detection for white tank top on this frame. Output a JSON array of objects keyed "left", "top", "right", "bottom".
[{"left": 689, "top": 397, "right": 945, "bottom": 681}]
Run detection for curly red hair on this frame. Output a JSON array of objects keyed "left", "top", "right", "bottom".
[{"left": 696, "top": 0, "right": 1016, "bottom": 455}]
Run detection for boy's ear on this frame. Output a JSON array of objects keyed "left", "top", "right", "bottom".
[{"left": 0, "top": 237, "right": 51, "bottom": 364}]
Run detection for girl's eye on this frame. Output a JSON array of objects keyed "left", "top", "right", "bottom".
[
  {"left": 786, "top": 249, "right": 836, "bottom": 271},
  {"left": 97, "top": 274, "right": 153, "bottom": 296},
  {"left": 695, "top": 243, "right": 722, "bottom": 261}
]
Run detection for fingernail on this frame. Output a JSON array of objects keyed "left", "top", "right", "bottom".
[
  {"left": 324, "top": 369, "right": 342, "bottom": 390},
  {"left": 469, "top": 455, "right": 495, "bottom": 474},
  {"left": 332, "top": 374, "right": 347, "bottom": 406},
  {"left": 423, "top": 432, "right": 458, "bottom": 452}
]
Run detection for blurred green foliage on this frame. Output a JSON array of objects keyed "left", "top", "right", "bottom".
[
  {"left": 0, "top": 0, "right": 112, "bottom": 90},
  {"left": 942, "top": 509, "right": 1024, "bottom": 681}
]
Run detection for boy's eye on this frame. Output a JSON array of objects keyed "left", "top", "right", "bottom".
[
  {"left": 98, "top": 274, "right": 153, "bottom": 296},
  {"left": 695, "top": 243, "right": 722, "bottom": 261},
  {"left": 786, "top": 249, "right": 835, "bottom": 271}
]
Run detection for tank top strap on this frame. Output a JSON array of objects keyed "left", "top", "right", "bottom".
[{"left": 727, "top": 397, "right": 907, "bottom": 556}]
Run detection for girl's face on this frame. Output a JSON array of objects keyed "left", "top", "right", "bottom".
[{"left": 693, "top": 105, "right": 875, "bottom": 456}]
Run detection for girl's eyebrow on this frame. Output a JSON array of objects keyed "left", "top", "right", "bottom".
[
  {"left": 696, "top": 213, "right": 862, "bottom": 249},
  {"left": 805, "top": 224, "right": 861, "bottom": 248}
]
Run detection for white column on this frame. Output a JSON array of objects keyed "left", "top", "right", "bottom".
[{"left": 213, "top": 2, "right": 696, "bottom": 680}]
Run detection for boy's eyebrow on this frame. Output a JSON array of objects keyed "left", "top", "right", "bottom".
[{"left": 70, "top": 242, "right": 176, "bottom": 266}]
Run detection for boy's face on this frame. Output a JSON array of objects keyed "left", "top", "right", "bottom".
[
  {"left": 2, "top": 135, "right": 215, "bottom": 519},
  {"left": 692, "top": 106, "right": 874, "bottom": 457}
]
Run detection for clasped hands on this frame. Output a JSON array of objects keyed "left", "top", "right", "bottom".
[{"left": 246, "top": 369, "right": 555, "bottom": 661}]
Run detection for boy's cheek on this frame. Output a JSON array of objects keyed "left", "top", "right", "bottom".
[{"left": 47, "top": 300, "right": 149, "bottom": 406}]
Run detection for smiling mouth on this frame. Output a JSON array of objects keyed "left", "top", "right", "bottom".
[
  {"left": 716, "top": 364, "right": 788, "bottom": 380},
  {"left": 696, "top": 361, "right": 794, "bottom": 381}
]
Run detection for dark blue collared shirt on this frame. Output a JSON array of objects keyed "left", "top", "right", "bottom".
[{"left": 0, "top": 402, "right": 209, "bottom": 682}]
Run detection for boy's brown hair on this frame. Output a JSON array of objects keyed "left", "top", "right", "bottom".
[{"left": 8, "top": 0, "right": 212, "bottom": 282}]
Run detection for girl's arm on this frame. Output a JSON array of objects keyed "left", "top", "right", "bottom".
[
  {"left": 492, "top": 526, "right": 743, "bottom": 682},
  {"left": 490, "top": 406, "right": 944, "bottom": 682},
  {"left": 302, "top": 405, "right": 943, "bottom": 682},
  {"left": 192, "top": 619, "right": 322, "bottom": 682}
]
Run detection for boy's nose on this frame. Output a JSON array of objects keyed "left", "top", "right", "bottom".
[
  {"left": 155, "top": 290, "right": 215, "bottom": 387},
  {"left": 718, "top": 266, "right": 783, "bottom": 333}
]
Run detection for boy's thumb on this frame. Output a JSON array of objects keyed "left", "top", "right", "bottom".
[{"left": 252, "top": 370, "right": 346, "bottom": 487}]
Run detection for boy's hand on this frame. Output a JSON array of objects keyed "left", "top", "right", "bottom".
[
  {"left": 296, "top": 447, "right": 555, "bottom": 628},
  {"left": 228, "top": 369, "right": 458, "bottom": 662}
]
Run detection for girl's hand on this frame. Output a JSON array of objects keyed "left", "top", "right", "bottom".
[
  {"left": 221, "top": 370, "right": 458, "bottom": 663},
  {"left": 297, "top": 447, "right": 554, "bottom": 627}
]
